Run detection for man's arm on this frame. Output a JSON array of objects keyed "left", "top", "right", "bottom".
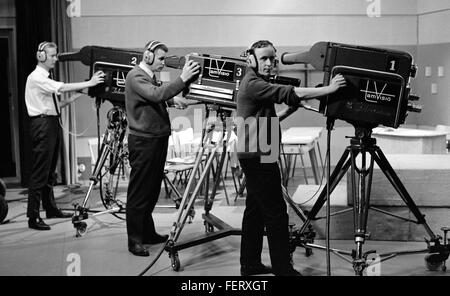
[
  {"left": 294, "top": 74, "right": 346, "bottom": 99},
  {"left": 59, "top": 71, "right": 105, "bottom": 93},
  {"left": 247, "top": 76, "right": 301, "bottom": 106},
  {"left": 130, "top": 60, "right": 200, "bottom": 104},
  {"left": 130, "top": 74, "right": 186, "bottom": 103}
]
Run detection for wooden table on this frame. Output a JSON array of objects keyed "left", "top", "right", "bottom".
[
  {"left": 281, "top": 127, "right": 324, "bottom": 185},
  {"left": 372, "top": 127, "right": 448, "bottom": 154}
]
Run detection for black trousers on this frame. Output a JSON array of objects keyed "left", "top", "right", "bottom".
[
  {"left": 239, "top": 157, "right": 292, "bottom": 273},
  {"left": 126, "top": 134, "right": 168, "bottom": 245},
  {"left": 27, "top": 116, "right": 61, "bottom": 218}
]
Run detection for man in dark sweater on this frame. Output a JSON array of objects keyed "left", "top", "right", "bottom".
[
  {"left": 236, "top": 40, "right": 346, "bottom": 275},
  {"left": 125, "top": 40, "right": 200, "bottom": 256}
]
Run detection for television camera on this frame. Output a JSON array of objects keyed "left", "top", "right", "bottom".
[
  {"left": 281, "top": 41, "right": 421, "bottom": 128},
  {"left": 180, "top": 53, "right": 301, "bottom": 109},
  {"left": 279, "top": 42, "right": 449, "bottom": 275},
  {"left": 57, "top": 46, "right": 190, "bottom": 236},
  {"left": 58, "top": 46, "right": 143, "bottom": 107}
]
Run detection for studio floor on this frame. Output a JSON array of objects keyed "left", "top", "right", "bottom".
[{"left": 1, "top": 169, "right": 449, "bottom": 277}]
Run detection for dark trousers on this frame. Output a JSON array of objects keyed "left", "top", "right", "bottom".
[
  {"left": 126, "top": 134, "right": 168, "bottom": 245},
  {"left": 27, "top": 117, "right": 61, "bottom": 218},
  {"left": 239, "top": 158, "right": 292, "bottom": 273}
]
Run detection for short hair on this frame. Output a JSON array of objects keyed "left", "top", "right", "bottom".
[
  {"left": 144, "top": 40, "right": 168, "bottom": 53},
  {"left": 248, "top": 40, "right": 276, "bottom": 54}
]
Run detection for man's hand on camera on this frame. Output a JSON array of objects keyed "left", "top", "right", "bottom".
[
  {"left": 329, "top": 74, "right": 346, "bottom": 92},
  {"left": 90, "top": 71, "right": 106, "bottom": 86},
  {"left": 172, "top": 96, "right": 188, "bottom": 109},
  {"left": 180, "top": 60, "right": 200, "bottom": 83}
]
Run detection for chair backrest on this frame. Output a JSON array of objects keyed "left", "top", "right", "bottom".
[{"left": 172, "top": 128, "right": 194, "bottom": 157}]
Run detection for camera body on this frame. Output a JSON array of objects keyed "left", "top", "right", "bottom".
[
  {"left": 183, "top": 53, "right": 247, "bottom": 109},
  {"left": 282, "top": 42, "right": 420, "bottom": 128},
  {"left": 89, "top": 61, "right": 135, "bottom": 107},
  {"left": 59, "top": 46, "right": 143, "bottom": 107}
]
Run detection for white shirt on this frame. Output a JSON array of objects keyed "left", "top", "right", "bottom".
[{"left": 25, "top": 65, "right": 64, "bottom": 116}]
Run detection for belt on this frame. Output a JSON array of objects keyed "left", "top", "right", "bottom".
[{"left": 29, "top": 114, "right": 60, "bottom": 119}]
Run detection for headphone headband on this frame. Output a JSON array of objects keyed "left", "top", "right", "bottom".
[
  {"left": 147, "top": 40, "right": 165, "bottom": 52},
  {"left": 38, "top": 41, "right": 50, "bottom": 52}
]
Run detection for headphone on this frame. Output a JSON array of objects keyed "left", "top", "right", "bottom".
[
  {"left": 246, "top": 48, "right": 258, "bottom": 69},
  {"left": 36, "top": 41, "right": 50, "bottom": 62},
  {"left": 246, "top": 40, "right": 277, "bottom": 70},
  {"left": 145, "top": 40, "right": 166, "bottom": 65}
]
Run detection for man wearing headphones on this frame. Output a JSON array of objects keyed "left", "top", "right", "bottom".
[
  {"left": 236, "top": 40, "right": 346, "bottom": 275},
  {"left": 25, "top": 41, "right": 105, "bottom": 231},
  {"left": 125, "top": 40, "right": 200, "bottom": 256}
]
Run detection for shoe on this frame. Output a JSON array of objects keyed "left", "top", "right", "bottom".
[
  {"left": 28, "top": 218, "right": 51, "bottom": 231},
  {"left": 46, "top": 209, "right": 72, "bottom": 219},
  {"left": 240, "top": 263, "right": 272, "bottom": 276},
  {"left": 128, "top": 242, "right": 150, "bottom": 257},
  {"left": 273, "top": 268, "right": 302, "bottom": 276},
  {"left": 143, "top": 233, "right": 169, "bottom": 245}
]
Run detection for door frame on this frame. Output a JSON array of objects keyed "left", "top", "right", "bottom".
[{"left": 0, "top": 28, "right": 21, "bottom": 184}]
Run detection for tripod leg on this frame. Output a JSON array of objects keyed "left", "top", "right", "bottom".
[
  {"left": 371, "top": 148, "right": 437, "bottom": 240},
  {"left": 299, "top": 148, "right": 354, "bottom": 234},
  {"left": 78, "top": 134, "right": 111, "bottom": 209},
  {"left": 205, "top": 147, "right": 229, "bottom": 212},
  {"left": 307, "top": 148, "right": 353, "bottom": 219},
  {"left": 172, "top": 146, "right": 220, "bottom": 242},
  {"left": 349, "top": 149, "right": 375, "bottom": 274}
]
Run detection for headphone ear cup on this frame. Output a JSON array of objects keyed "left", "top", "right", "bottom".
[
  {"left": 247, "top": 54, "right": 257, "bottom": 69},
  {"left": 36, "top": 50, "right": 46, "bottom": 62},
  {"left": 148, "top": 51, "right": 154, "bottom": 65}
]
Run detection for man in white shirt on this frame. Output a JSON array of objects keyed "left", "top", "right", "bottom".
[{"left": 25, "top": 41, "right": 105, "bottom": 231}]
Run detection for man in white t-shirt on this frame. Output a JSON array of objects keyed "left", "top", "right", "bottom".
[{"left": 25, "top": 41, "right": 105, "bottom": 231}]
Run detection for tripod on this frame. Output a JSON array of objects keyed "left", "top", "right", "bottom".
[
  {"left": 164, "top": 105, "right": 237, "bottom": 270},
  {"left": 71, "top": 106, "right": 182, "bottom": 237},
  {"left": 163, "top": 105, "right": 316, "bottom": 271},
  {"left": 297, "top": 125, "right": 449, "bottom": 275}
]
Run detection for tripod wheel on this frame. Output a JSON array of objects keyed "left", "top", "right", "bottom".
[
  {"left": 170, "top": 252, "right": 180, "bottom": 271},
  {"left": 0, "top": 179, "right": 7, "bottom": 223},
  {"left": 305, "top": 247, "right": 313, "bottom": 257},
  {"left": 75, "top": 222, "right": 87, "bottom": 238},
  {"left": 424, "top": 253, "right": 444, "bottom": 271},
  {"left": 204, "top": 222, "right": 214, "bottom": 233}
]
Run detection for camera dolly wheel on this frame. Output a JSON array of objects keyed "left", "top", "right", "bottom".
[
  {"left": 170, "top": 252, "right": 180, "bottom": 271},
  {"left": 0, "top": 179, "right": 8, "bottom": 224},
  {"left": 441, "top": 227, "right": 449, "bottom": 272},
  {"left": 74, "top": 221, "right": 88, "bottom": 237},
  {"left": 204, "top": 221, "right": 214, "bottom": 233}
]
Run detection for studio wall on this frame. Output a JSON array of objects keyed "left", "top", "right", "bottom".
[{"left": 66, "top": 0, "right": 450, "bottom": 165}]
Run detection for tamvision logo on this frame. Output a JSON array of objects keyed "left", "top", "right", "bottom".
[
  {"left": 366, "top": 0, "right": 381, "bottom": 18},
  {"left": 66, "top": 0, "right": 81, "bottom": 18}
]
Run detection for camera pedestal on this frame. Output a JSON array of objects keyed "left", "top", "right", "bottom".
[{"left": 298, "top": 126, "right": 449, "bottom": 275}]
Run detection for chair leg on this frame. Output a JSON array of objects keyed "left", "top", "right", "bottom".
[
  {"left": 300, "top": 154, "right": 308, "bottom": 184},
  {"left": 291, "top": 154, "right": 297, "bottom": 178}
]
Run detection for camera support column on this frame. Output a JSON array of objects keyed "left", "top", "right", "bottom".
[{"left": 298, "top": 127, "right": 447, "bottom": 275}]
